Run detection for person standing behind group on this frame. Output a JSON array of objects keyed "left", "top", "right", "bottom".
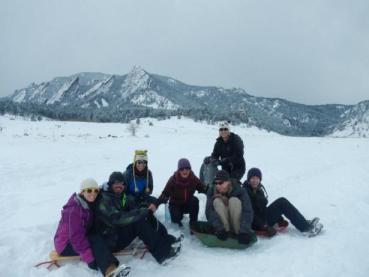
[
  {"left": 123, "top": 150, "right": 157, "bottom": 211},
  {"left": 157, "top": 158, "right": 207, "bottom": 228},
  {"left": 204, "top": 121, "right": 246, "bottom": 181}
]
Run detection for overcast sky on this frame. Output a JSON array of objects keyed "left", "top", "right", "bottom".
[{"left": 1, "top": 0, "right": 368, "bottom": 104}]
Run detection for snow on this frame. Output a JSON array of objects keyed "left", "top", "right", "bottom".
[
  {"left": 1, "top": 115, "right": 369, "bottom": 277},
  {"left": 101, "top": 98, "right": 109, "bottom": 107},
  {"left": 131, "top": 90, "right": 180, "bottom": 110},
  {"left": 12, "top": 90, "right": 26, "bottom": 103},
  {"left": 47, "top": 78, "right": 77, "bottom": 105},
  {"left": 121, "top": 66, "right": 151, "bottom": 96}
]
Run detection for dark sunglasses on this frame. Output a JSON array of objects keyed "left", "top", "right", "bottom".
[
  {"left": 214, "top": 181, "right": 225, "bottom": 185},
  {"left": 83, "top": 188, "right": 99, "bottom": 194},
  {"left": 179, "top": 167, "right": 191, "bottom": 171},
  {"left": 219, "top": 128, "right": 229, "bottom": 132},
  {"left": 136, "top": 160, "right": 147, "bottom": 165}
]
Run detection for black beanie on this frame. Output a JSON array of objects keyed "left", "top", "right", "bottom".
[
  {"left": 108, "top": 171, "right": 125, "bottom": 186},
  {"left": 247, "top": 168, "right": 262, "bottom": 181},
  {"left": 214, "top": 170, "right": 230, "bottom": 182}
]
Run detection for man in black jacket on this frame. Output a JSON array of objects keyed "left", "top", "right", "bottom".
[
  {"left": 204, "top": 121, "right": 245, "bottom": 180},
  {"left": 94, "top": 172, "right": 181, "bottom": 265},
  {"left": 243, "top": 168, "right": 323, "bottom": 237}
]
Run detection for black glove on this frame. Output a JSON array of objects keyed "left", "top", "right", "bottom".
[
  {"left": 88, "top": 260, "right": 98, "bottom": 271},
  {"left": 215, "top": 229, "right": 228, "bottom": 241},
  {"left": 238, "top": 232, "right": 251, "bottom": 245},
  {"left": 203, "top": 156, "right": 212, "bottom": 164}
]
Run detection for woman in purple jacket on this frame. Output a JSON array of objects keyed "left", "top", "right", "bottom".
[{"left": 54, "top": 178, "right": 130, "bottom": 277}]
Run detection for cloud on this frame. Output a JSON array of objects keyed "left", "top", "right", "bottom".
[{"left": 0, "top": 0, "right": 368, "bottom": 104}]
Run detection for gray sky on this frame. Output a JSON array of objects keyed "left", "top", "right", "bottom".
[{"left": 1, "top": 0, "right": 368, "bottom": 105}]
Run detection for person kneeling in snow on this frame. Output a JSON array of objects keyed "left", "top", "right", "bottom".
[
  {"left": 54, "top": 178, "right": 129, "bottom": 277},
  {"left": 156, "top": 158, "right": 207, "bottom": 228},
  {"left": 123, "top": 150, "right": 157, "bottom": 210},
  {"left": 205, "top": 170, "right": 254, "bottom": 244},
  {"left": 94, "top": 172, "right": 181, "bottom": 265},
  {"left": 243, "top": 168, "right": 323, "bottom": 237}
]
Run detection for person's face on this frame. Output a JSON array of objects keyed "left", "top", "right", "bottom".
[
  {"left": 219, "top": 128, "right": 230, "bottom": 140},
  {"left": 214, "top": 180, "right": 231, "bottom": 194},
  {"left": 81, "top": 188, "right": 99, "bottom": 202},
  {"left": 112, "top": 182, "right": 125, "bottom": 194},
  {"left": 179, "top": 167, "right": 191, "bottom": 178},
  {"left": 249, "top": 176, "right": 261, "bottom": 189},
  {"left": 135, "top": 160, "right": 147, "bottom": 172}
]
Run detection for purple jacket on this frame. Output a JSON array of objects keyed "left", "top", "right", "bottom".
[{"left": 54, "top": 193, "right": 94, "bottom": 263}]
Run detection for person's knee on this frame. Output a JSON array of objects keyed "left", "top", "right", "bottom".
[
  {"left": 213, "top": 197, "right": 226, "bottom": 209},
  {"left": 276, "top": 197, "right": 289, "bottom": 205},
  {"left": 229, "top": 197, "right": 241, "bottom": 208}
]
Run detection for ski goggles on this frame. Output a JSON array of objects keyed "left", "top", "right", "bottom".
[{"left": 219, "top": 128, "right": 229, "bottom": 132}]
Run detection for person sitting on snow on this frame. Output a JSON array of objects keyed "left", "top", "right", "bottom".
[
  {"left": 156, "top": 158, "right": 207, "bottom": 228},
  {"left": 54, "top": 178, "right": 130, "bottom": 277},
  {"left": 93, "top": 171, "right": 181, "bottom": 265},
  {"left": 243, "top": 168, "right": 323, "bottom": 237},
  {"left": 204, "top": 121, "right": 246, "bottom": 181},
  {"left": 205, "top": 170, "right": 254, "bottom": 244},
  {"left": 123, "top": 150, "right": 157, "bottom": 210}
]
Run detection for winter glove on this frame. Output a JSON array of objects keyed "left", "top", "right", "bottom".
[
  {"left": 266, "top": 226, "right": 277, "bottom": 237},
  {"left": 88, "top": 260, "right": 98, "bottom": 271},
  {"left": 203, "top": 156, "right": 212, "bottom": 164},
  {"left": 238, "top": 232, "right": 252, "bottom": 245},
  {"left": 215, "top": 229, "right": 228, "bottom": 241}
]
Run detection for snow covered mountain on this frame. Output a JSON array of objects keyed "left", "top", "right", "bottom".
[
  {"left": 330, "top": 100, "right": 369, "bottom": 138},
  {"left": 2, "top": 66, "right": 368, "bottom": 137}
]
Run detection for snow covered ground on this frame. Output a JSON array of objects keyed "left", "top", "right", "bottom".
[{"left": 0, "top": 115, "right": 369, "bottom": 277}]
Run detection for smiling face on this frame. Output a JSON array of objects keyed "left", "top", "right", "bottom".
[
  {"left": 219, "top": 127, "right": 230, "bottom": 141},
  {"left": 135, "top": 160, "right": 147, "bottom": 172},
  {"left": 214, "top": 180, "right": 231, "bottom": 194},
  {"left": 111, "top": 182, "right": 125, "bottom": 194},
  {"left": 81, "top": 188, "right": 99, "bottom": 202},
  {"left": 249, "top": 176, "right": 261, "bottom": 189},
  {"left": 179, "top": 167, "right": 191, "bottom": 178}
]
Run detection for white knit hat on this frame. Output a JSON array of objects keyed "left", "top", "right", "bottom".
[
  {"left": 218, "top": 121, "right": 230, "bottom": 130},
  {"left": 80, "top": 178, "right": 99, "bottom": 191}
]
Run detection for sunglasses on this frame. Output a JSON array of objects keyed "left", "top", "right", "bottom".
[
  {"left": 214, "top": 181, "right": 225, "bottom": 185},
  {"left": 219, "top": 128, "right": 229, "bottom": 132},
  {"left": 82, "top": 188, "right": 99, "bottom": 194},
  {"left": 136, "top": 160, "right": 147, "bottom": 165},
  {"left": 179, "top": 167, "right": 191, "bottom": 171}
]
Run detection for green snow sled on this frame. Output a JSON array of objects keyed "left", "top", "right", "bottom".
[{"left": 190, "top": 221, "right": 257, "bottom": 249}]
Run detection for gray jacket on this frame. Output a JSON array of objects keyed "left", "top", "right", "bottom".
[{"left": 205, "top": 179, "right": 253, "bottom": 234}]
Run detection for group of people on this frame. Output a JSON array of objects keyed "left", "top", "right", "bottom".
[{"left": 53, "top": 121, "right": 323, "bottom": 277}]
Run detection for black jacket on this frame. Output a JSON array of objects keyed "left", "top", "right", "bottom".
[
  {"left": 93, "top": 190, "right": 148, "bottom": 243},
  {"left": 205, "top": 179, "right": 253, "bottom": 234},
  {"left": 211, "top": 132, "right": 245, "bottom": 175},
  {"left": 243, "top": 182, "right": 269, "bottom": 230}
]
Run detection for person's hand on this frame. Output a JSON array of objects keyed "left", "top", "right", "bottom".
[
  {"left": 238, "top": 233, "right": 251, "bottom": 245},
  {"left": 88, "top": 260, "right": 98, "bottom": 271},
  {"left": 215, "top": 230, "right": 228, "bottom": 241},
  {"left": 203, "top": 156, "right": 212, "bottom": 164},
  {"left": 148, "top": 203, "right": 157, "bottom": 213}
]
